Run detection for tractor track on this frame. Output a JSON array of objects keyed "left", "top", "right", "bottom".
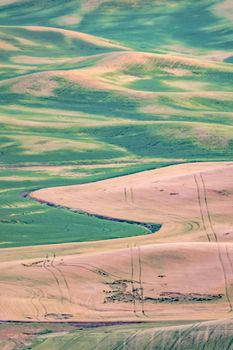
[
  {"left": 43, "top": 255, "right": 64, "bottom": 305},
  {"left": 52, "top": 253, "right": 72, "bottom": 304},
  {"left": 194, "top": 172, "right": 233, "bottom": 312}
]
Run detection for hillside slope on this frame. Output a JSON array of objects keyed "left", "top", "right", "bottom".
[
  {"left": 0, "top": 1, "right": 233, "bottom": 349},
  {"left": 0, "top": 0, "right": 233, "bottom": 248}
]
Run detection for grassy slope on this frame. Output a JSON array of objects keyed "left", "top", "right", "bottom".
[
  {"left": 0, "top": 0, "right": 233, "bottom": 247},
  {"left": 29, "top": 319, "right": 233, "bottom": 350}
]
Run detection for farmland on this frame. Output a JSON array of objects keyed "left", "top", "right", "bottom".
[{"left": 0, "top": 0, "right": 233, "bottom": 349}]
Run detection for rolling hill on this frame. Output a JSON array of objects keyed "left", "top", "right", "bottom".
[{"left": 0, "top": 0, "right": 233, "bottom": 349}]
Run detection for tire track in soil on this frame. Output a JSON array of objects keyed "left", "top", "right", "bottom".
[
  {"left": 52, "top": 253, "right": 72, "bottom": 304},
  {"left": 28, "top": 289, "right": 40, "bottom": 321},
  {"left": 124, "top": 187, "right": 127, "bottom": 202},
  {"left": 194, "top": 174, "right": 211, "bottom": 242},
  {"left": 198, "top": 173, "right": 233, "bottom": 312},
  {"left": 60, "top": 261, "right": 115, "bottom": 309},
  {"left": 35, "top": 287, "right": 48, "bottom": 319},
  {"left": 137, "top": 245, "right": 147, "bottom": 317},
  {"left": 65, "top": 248, "right": 149, "bottom": 318},
  {"left": 43, "top": 255, "right": 64, "bottom": 305},
  {"left": 61, "top": 261, "right": 122, "bottom": 280},
  {"left": 129, "top": 245, "right": 148, "bottom": 318},
  {"left": 130, "top": 245, "right": 138, "bottom": 317},
  {"left": 28, "top": 288, "right": 49, "bottom": 320}
]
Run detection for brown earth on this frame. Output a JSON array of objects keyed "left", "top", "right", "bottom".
[{"left": 0, "top": 162, "right": 233, "bottom": 323}]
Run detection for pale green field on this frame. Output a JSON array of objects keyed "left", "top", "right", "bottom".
[{"left": 26, "top": 319, "right": 233, "bottom": 350}]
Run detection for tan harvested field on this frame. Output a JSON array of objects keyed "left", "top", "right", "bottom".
[
  {"left": 0, "top": 242, "right": 233, "bottom": 322},
  {"left": 31, "top": 162, "right": 233, "bottom": 243},
  {"left": 1, "top": 162, "right": 233, "bottom": 323}
]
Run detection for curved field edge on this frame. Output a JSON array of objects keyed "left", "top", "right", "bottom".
[
  {"left": 28, "top": 192, "right": 162, "bottom": 234},
  {"left": 0, "top": 160, "right": 175, "bottom": 248},
  {"left": 29, "top": 161, "right": 233, "bottom": 243}
]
